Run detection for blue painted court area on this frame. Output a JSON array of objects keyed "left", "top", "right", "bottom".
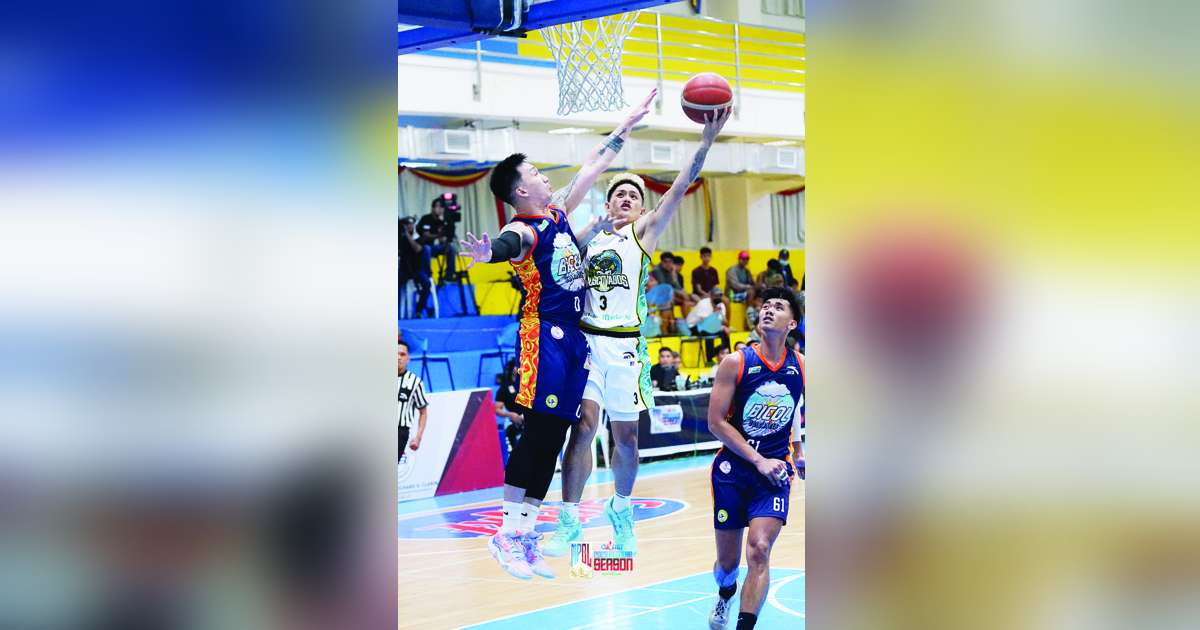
[{"left": 459, "top": 568, "right": 804, "bottom": 630}]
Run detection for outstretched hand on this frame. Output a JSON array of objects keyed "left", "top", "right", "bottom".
[
  {"left": 458, "top": 232, "right": 491, "bottom": 269},
  {"left": 622, "top": 88, "right": 658, "bottom": 131},
  {"left": 701, "top": 107, "right": 733, "bottom": 144}
]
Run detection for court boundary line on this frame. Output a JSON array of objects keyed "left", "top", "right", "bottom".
[
  {"left": 454, "top": 567, "right": 804, "bottom": 629},
  {"left": 766, "top": 571, "right": 805, "bottom": 618}
]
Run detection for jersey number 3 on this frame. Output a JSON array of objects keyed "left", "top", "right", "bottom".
[{"left": 598, "top": 295, "right": 608, "bottom": 310}]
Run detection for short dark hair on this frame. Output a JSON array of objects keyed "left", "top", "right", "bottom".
[
  {"left": 767, "top": 258, "right": 782, "bottom": 272},
  {"left": 673, "top": 255, "right": 684, "bottom": 266},
  {"left": 659, "top": 347, "right": 673, "bottom": 356},
  {"left": 778, "top": 248, "right": 789, "bottom": 258},
  {"left": 700, "top": 246, "right": 712, "bottom": 256},
  {"left": 431, "top": 197, "right": 445, "bottom": 210},
  {"left": 760, "top": 286, "right": 801, "bottom": 320},
  {"left": 606, "top": 177, "right": 645, "bottom": 202},
  {"left": 489, "top": 153, "right": 527, "bottom": 207},
  {"left": 398, "top": 339, "right": 410, "bottom": 352},
  {"left": 660, "top": 251, "right": 674, "bottom": 262}
]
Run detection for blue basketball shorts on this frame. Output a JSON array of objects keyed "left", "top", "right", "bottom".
[
  {"left": 513, "top": 318, "right": 587, "bottom": 422},
  {"left": 710, "top": 448, "right": 795, "bottom": 530}
]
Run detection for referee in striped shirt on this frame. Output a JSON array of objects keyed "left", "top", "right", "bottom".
[{"left": 398, "top": 339, "right": 429, "bottom": 461}]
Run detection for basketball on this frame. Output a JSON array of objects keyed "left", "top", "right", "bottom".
[{"left": 681, "top": 72, "right": 733, "bottom": 123}]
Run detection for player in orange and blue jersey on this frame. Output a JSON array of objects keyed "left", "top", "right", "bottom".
[
  {"left": 458, "top": 89, "right": 656, "bottom": 581},
  {"left": 705, "top": 287, "right": 805, "bottom": 630}
]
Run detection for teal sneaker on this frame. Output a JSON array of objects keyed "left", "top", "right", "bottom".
[
  {"left": 543, "top": 508, "right": 582, "bottom": 557},
  {"left": 605, "top": 497, "right": 637, "bottom": 554}
]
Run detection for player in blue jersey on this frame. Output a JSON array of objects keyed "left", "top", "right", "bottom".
[
  {"left": 705, "top": 287, "right": 805, "bottom": 630},
  {"left": 458, "top": 89, "right": 656, "bottom": 580}
]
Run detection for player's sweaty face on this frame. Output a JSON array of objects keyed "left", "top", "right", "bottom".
[
  {"left": 759, "top": 299, "right": 794, "bottom": 331},
  {"left": 606, "top": 184, "right": 643, "bottom": 223}
]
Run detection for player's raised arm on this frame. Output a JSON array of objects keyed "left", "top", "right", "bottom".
[
  {"left": 459, "top": 224, "right": 534, "bottom": 269},
  {"left": 635, "top": 107, "right": 730, "bottom": 254},
  {"left": 707, "top": 351, "right": 790, "bottom": 487},
  {"left": 554, "top": 88, "right": 657, "bottom": 216}
]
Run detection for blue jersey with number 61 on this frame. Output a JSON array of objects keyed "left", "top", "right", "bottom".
[{"left": 728, "top": 344, "right": 805, "bottom": 461}]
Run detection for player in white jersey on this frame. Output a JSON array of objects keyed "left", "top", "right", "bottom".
[{"left": 545, "top": 108, "right": 731, "bottom": 557}]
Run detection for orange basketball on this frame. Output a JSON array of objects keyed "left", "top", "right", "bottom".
[{"left": 681, "top": 73, "right": 733, "bottom": 123}]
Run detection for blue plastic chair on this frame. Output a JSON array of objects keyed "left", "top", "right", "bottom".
[
  {"left": 476, "top": 320, "right": 520, "bottom": 386},
  {"left": 403, "top": 330, "right": 455, "bottom": 392},
  {"left": 645, "top": 284, "right": 673, "bottom": 311}
]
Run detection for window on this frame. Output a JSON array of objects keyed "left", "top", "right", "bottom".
[{"left": 762, "top": 0, "right": 804, "bottom": 19}]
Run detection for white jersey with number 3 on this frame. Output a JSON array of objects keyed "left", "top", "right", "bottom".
[{"left": 580, "top": 225, "right": 651, "bottom": 333}]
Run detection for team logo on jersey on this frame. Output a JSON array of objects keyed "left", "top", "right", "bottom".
[
  {"left": 551, "top": 232, "right": 585, "bottom": 291},
  {"left": 717, "top": 509, "right": 729, "bottom": 523},
  {"left": 587, "top": 249, "right": 631, "bottom": 293},
  {"left": 719, "top": 460, "right": 731, "bottom": 475},
  {"left": 742, "top": 380, "right": 796, "bottom": 438},
  {"left": 397, "top": 498, "right": 687, "bottom": 539},
  {"left": 551, "top": 325, "right": 564, "bottom": 340},
  {"left": 546, "top": 394, "right": 559, "bottom": 408},
  {"left": 784, "top": 366, "right": 800, "bottom": 375},
  {"left": 748, "top": 365, "right": 761, "bottom": 374}
]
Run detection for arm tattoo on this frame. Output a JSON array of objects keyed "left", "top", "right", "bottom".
[
  {"left": 686, "top": 146, "right": 709, "bottom": 183},
  {"left": 550, "top": 172, "right": 579, "bottom": 206},
  {"left": 604, "top": 134, "right": 625, "bottom": 153}
]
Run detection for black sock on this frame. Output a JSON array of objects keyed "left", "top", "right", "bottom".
[
  {"left": 735, "top": 612, "right": 757, "bottom": 629},
  {"left": 718, "top": 583, "right": 736, "bottom": 601}
]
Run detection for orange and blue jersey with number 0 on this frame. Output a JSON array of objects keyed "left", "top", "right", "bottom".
[{"left": 508, "top": 206, "right": 588, "bottom": 421}]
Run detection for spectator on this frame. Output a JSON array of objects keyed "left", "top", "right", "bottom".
[
  {"left": 400, "top": 217, "right": 432, "bottom": 318},
  {"left": 652, "top": 251, "right": 697, "bottom": 317},
  {"left": 416, "top": 196, "right": 460, "bottom": 286},
  {"left": 671, "top": 349, "right": 682, "bottom": 369},
  {"left": 687, "top": 285, "right": 731, "bottom": 356},
  {"left": 691, "top": 246, "right": 721, "bottom": 301},
  {"left": 778, "top": 248, "right": 797, "bottom": 287},
  {"left": 734, "top": 341, "right": 747, "bottom": 352},
  {"left": 756, "top": 258, "right": 786, "bottom": 292},
  {"left": 788, "top": 277, "right": 803, "bottom": 303},
  {"left": 725, "top": 250, "right": 756, "bottom": 304},
  {"left": 649, "top": 347, "right": 679, "bottom": 391},
  {"left": 397, "top": 339, "right": 429, "bottom": 461},
  {"left": 494, "top": 358, "right": 524, "bottom": 453},
  {"left": 709, "top": 344, "right": 730, "bottom": 379}
]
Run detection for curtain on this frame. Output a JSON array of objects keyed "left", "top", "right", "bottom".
[
  {"left": 639, "top": 178, "right": 710, "bottom": 250},
  {"left": 398, "top": 169, "right": 500, "bottom": 239},
  {"left": 770, "top": 190, "right": 804, "bottom": 247}
]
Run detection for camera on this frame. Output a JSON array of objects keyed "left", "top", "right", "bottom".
[{"left": 438, "top": 192, "right": 462, "bottom": 225}]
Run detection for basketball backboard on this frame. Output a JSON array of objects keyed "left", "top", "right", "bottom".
[{"left": 397, "top": 0, "right": 682, "bottom": 55}]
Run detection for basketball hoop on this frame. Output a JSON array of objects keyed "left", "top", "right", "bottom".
[{"left": 542, "top": 11, "right": 641, "bottom": 115}]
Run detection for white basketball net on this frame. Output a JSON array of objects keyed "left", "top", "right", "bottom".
[{"left": 542, "top": 11, "right": 640, "bottom": 115}]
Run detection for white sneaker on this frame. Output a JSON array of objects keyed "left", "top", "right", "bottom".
[
  {"left": 488, "top": 532, "right": 533, "bottom": 580},
  {"left": 709, "top": 596, "right": 733, "bottom": 630},
  {"left": 521, "top": 532, "right": 556, "bottom": 579}
]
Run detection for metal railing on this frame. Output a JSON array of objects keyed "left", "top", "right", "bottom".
[{"left": 413, "top": 12, "right": 805, "bottom": 113}]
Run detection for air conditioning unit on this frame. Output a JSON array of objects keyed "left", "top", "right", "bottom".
[
  {"left": 776, "top": 148, "right": 799, "bottom": 169},
  {"left": 438, "top": 130, "right": 473, "bottom": 155},
  {"left": 650, "top": 142, "right": 675, "bottom": 165}
]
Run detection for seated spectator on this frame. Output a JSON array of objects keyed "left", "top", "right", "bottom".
[
  {"left": 725, "top": 250, "right": 756, "bottom": 304},
  {"left": 649, "top": 347, "right": 679, "bottom": 391},
  {"left": 709, "top": 344, "right": 731, "bottom": 379},
  {"left": 652, "top": 251, "right": 697, "bottom": 319},
  {"left": 734, "top": 341, "right": 748, "bottom": 352},
  {"left": 644, "top": 272, "right": 674, "bottom": 335},
  {"left": 686, "top": 286, "right": 732, "bottom": 357},
  {"left": 755, "top": 258, "right": 786, "bottom": 293}
]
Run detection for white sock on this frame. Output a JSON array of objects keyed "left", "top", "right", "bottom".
[
  {"left": 522, "top": 505, "right": 539, "bottom": 533},
  {"left": 563, "top": 502, "right": 579, "bottom": 521},
  {"left": 612, "top": 493, "right": 630, "bottom": 512},
  {"left": 501, "top": 501, "right": 522, "bottom": 535}
]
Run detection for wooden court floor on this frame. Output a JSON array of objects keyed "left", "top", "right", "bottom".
[{"left": 398, "top": 456, "right": 805, "bottom": 628}]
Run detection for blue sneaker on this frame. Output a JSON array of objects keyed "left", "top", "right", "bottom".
[{"left": 605, "top": 497, "right": 637, "bottom": 555}]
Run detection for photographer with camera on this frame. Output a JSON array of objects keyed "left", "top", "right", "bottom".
[
  {"left": 416, "top": 193, "right": 462, "bottom": 286},
  {"left": 399, "top": 215, "right": 433, "bottom": 318}
]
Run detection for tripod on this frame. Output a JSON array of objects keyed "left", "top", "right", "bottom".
[{"left": 433, "top": 247, "right": 477, "bottom": 316}]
